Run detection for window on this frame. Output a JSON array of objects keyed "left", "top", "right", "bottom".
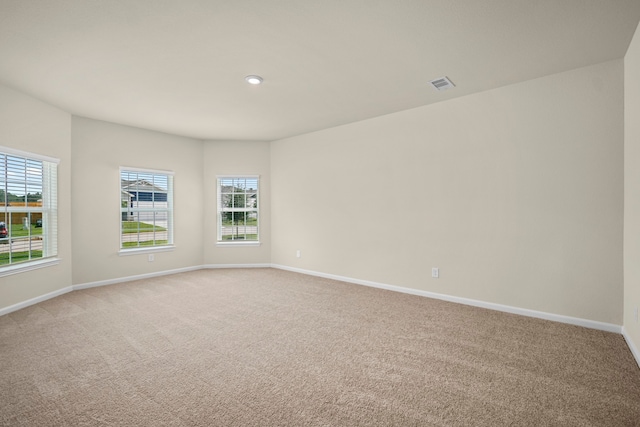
[
  {"left": 0, "top": 146, "right": 58, "bottom": 269},
  {"left": 217, "top": 176, "right": 259, "bottom": 243},
  {"left": 120, "top": 168, "right": 173, "bottom": 251}
]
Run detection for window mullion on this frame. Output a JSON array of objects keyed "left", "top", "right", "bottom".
[
  {"left": 0, "top": 146, "right": 57, "bottom": 269},
  {"left": 217, "top": 175, "right": 259, "bottom": 243},
  {"left": 120, "top": 168, "right": 173, "bottom": 251}
]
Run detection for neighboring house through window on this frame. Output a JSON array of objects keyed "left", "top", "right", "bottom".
[
  {"left": 0, "top": 146, "right": 58, "bottom": 270},
  {"left": 217, "top": 176, "right": 259, "bottom": 243},
  {"left": 120, "top": 168, "right": 173, "bottom": 251}
]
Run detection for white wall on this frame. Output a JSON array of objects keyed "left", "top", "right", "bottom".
[
  {"left": 202, "top": 141, "right": 271, "bottom": 265},
  {"left": 624, "top": 21, "right": 640, "bottom": 355},
  {"left": 0, "top": 83, "right": 72, "bottom": 308},
  {"left": 271, "top": 60, "right": 624, "bottom": 325},
  {"left": 71, "top": 117, "right": 204, "bottom": 285},
  {"left": 0, "top": 57, "right": 629, "bottom": 331}
]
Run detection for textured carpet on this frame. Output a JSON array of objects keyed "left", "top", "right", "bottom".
[{"left": 1, "top": 268, "right": 639, "bottom": 426}]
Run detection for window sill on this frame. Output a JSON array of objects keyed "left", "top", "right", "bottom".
[
  {"left": 0, "top": 257, "right": 61, "bottom": 278},
  {"left": 118, "top": 245, "right": 175, "bottom": 256},
  {"left": 216, "top": 241, "right": 261, "bottom": 247}
]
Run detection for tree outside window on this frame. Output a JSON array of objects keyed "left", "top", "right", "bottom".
[{"left": 217, "top": 176, "right": 259, "bottom": 242}]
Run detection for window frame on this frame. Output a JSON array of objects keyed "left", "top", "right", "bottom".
[
  {"left": 0, "top": 145, "right": 60, "bottom": 277},
  {"left": 216, "top": 175, "right": 260, "bottom": 246},
  {"left": 119, "top": 167, "right": 174, "bottom": 255}
]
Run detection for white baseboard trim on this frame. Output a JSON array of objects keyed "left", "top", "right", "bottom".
[
  {"left": 272, "top": 264, "right": 622, "bottom": 334},
  {"left": 0, "top": 285, "right": 73, "bottom": 317},
  {"left": 202, "top": 263, "right": 272, "bottom": 269},
  {"left": 622, "top": 327, "right": 640, "bottom": 369},
  {"left": 0, "top": 264, "right": 275, "bottom": 316},
  {"left": 0, "top": 263, "right": 623, "bottom": 337},
  {"left": 72, "top": 265, "right": 203, "bottom": 290}
]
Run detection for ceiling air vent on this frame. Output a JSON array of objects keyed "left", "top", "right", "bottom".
[{"left": 430, "top": 76, "right": 455, "bottom": 91}]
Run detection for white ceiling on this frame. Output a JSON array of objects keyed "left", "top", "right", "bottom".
[{"left": 1, "top": 0, "right": 639, "bottom": 141}]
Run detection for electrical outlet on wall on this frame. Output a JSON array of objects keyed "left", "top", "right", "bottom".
[
  {"left": 148, "top": 254, "right": 155, "bottom": 262},
  {"left": 296, "top": 250, "right": 301, "bottom": 258},
  {"left": 432, "top": 267, "right": 439, "bottom": 278}
]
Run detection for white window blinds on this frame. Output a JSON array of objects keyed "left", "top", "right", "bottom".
[
  {"left": 217, "top": 176, "right": 259, "bottom": 242},
  {"left": 120, "top": 168, "right": 174, "bottom": 250},
  {"left": 0, "top": 147, "right": 58, "bottom": 267}
]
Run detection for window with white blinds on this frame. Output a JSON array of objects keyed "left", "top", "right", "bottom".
[
  {"left": 120, "top": 168, "right": 174, "bottom": 250},
  {"left": 217, "top": 176, "right": 259, "bottom": 243},
  {"left": 0, "top": 147, "right": 58, "bottom": 268}
]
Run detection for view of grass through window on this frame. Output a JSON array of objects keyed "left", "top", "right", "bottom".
[
  {"left": 218, "top": 177, "right": 259, "bottom": 242},
  {"left": 1, "top": 150, "right": 56, "bottom": 267},
  {"left": 121, "top": 221, "right": 168, "bottom": 248},
  {"left": 120, "top": 169, "right": 173, "bottom": 249},
  {"left": 0, "top": 222, "right": 44, "bottom": 265}
]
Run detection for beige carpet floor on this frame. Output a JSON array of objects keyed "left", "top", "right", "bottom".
[{"left": 1, "top": 268, "right": 639, "bottom": 426}]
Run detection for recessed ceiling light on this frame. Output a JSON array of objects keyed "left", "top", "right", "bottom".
[{"left": 245, "top": 75, "right": 263, "bottom": 85}]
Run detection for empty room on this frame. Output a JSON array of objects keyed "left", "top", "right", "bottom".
[{"left": 2, "top": 1, "right": 640, "bottom": 425}]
